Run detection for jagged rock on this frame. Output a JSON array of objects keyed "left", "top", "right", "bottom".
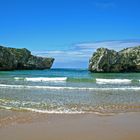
[
  {"left": 26, "top": 56, "right": 54, "bottom": 70},
  {"left": 0, "top": 45, "right": 54, "bottom": 70},
  {"left": 89, "top": 46, "right": 140, "bottom": 72}
]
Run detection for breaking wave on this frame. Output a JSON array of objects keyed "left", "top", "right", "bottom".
[
  {"left": 96, "top": 78, "right": 132, "bottom": 84},
  {"left": 14, "top": 77, "right": 67, "bottom": 82},
  {"left": 0, "top": 84, "right": 140, "bottom": 91}
]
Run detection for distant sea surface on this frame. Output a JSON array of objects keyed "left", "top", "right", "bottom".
[{"left": 0, "top": 68, "right": 140, "bottom": 115}]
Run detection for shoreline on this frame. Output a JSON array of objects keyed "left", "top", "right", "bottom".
[{"left": 0, "top": 110, "right": 140, "bottom": 140}]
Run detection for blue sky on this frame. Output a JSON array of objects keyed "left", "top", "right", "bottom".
[{"left": 0, "top": 0, "right": 140, "bottom": 68}]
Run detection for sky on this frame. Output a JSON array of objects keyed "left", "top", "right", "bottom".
[{"left": 0, "top": 0, "right": 140, "bottom": 68}]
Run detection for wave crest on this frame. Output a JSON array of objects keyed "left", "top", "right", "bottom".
[
  {"left": 0, "top": 84, "right": 140, "bottom": 91},
  {"left": 14, "top": 77, "right": 67, "bottom": 82},
  {"left": 96, "top": 78, "right": 132, "bottom": 84}
]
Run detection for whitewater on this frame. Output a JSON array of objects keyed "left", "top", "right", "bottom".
[{"left": 0, "top": 69, "right": 140, "bottom": 114}]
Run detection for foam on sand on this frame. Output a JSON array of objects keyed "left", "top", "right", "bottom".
[{"left": 0, "top": 105, "right": 85, "bottom": 114}]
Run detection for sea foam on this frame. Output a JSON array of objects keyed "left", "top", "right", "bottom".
[
  {"left": 96, "top": 78, "right": 132, "bottom": 84},
  {"left": 14, "top": 77, "right": 67, "bottom": 82},
  {"left": 0, "top": 84, "right": 140, "bottom": 91},
  {"left": 0, "top": 105, "right": 85, "bottom": 114}
]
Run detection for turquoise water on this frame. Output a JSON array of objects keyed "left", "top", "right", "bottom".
[{"left": 0, "top": 69, "right": 140, "bottom": 114}]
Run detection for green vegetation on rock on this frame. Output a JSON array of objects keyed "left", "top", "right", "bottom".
[
  {"left": 0, "top": 45, "right": 54, "bottom": 70},
  {"left": 89, "top": 46, "right": 140, "bottom": 72}
]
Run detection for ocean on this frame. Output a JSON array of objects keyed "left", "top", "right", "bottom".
[{"left": 0, "top": 68, "right": 140, "bottom": 115}]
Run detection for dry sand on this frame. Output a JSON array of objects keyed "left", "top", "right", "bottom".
[{"left": 0, "top": 110, "right": 140, "bottom": 140}]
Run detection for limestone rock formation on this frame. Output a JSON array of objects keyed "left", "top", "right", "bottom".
[
  {"left": 89, "top": 46, "right": 140, "bottom": 72},
  {"left": 0, "top": 45, "right": 54, "bottom": 70}
]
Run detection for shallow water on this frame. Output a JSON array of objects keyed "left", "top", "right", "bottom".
[{"left": 0, "top": 69, "right": 140, "bottom": 114}]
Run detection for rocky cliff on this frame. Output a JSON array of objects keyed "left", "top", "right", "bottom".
[
  {"left": 0, "top": 45, "right": 54, "bottom": 70},
  {"left": 89, "top": 46, "right": 140, "bottom": 72}
]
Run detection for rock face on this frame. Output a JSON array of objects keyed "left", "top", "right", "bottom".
[
  {"left": 0, "top": 45, "right": 54, "bottom": 70},
  {"left": 89, "top": 46, "right": 140, "bottom": 72}
]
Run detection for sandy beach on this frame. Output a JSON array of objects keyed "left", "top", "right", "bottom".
[
  {"left": 0, "top": 0, "right": 140, "bottom": 139},
  {"left": 0, "top": 110, "right": 140, "bottom": 140}
]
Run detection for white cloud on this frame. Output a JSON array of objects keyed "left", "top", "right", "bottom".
[
  {"left": 32, "top": 40, "right": 140, "bottom": 68},
  {"left": 75, "top": 40, "right": 140, "bottom": 51}
]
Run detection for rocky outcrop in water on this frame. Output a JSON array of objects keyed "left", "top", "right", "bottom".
[
  {"left": 0, "top": 45, "right": 54, "bottom": 70},
  {"left": 89, "top": 46, "right": 140, "bottom": 72}
]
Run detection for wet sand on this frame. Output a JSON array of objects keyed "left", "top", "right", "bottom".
[{"left": 0, "top": 110, "right": 140, "bottom": 140}]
